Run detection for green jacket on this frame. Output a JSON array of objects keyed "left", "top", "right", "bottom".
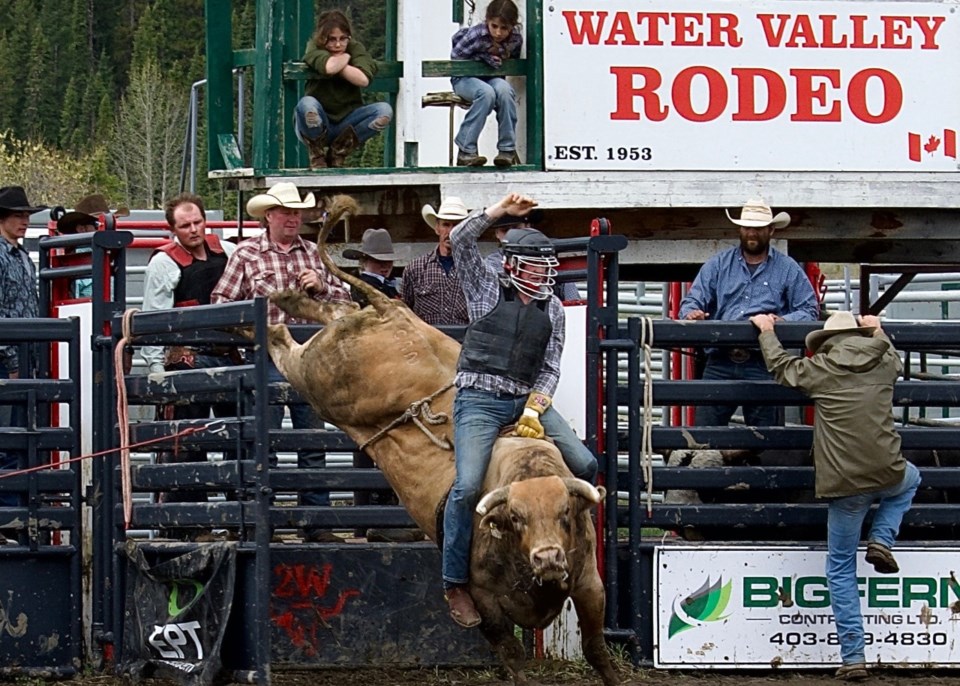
[
  {"left": 758, "top": 330, "right": 905, "bottom": 499},
  {"left": 302, "top": 38, "right": 378, "bottom": 124}
]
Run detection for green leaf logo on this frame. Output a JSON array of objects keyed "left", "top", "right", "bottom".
[
  {"left": 668, "top": 577, "right": 732, "bottom": 638},
  {"left": 168, "top": 579, "right": 206, "bottom": 620}
]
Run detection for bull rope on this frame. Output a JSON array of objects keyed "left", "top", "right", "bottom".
[
  {"left": 115, "top": 308, "right": 140, "bottom": 527},
  {"left": 639, "top": 317, "right": 655, "bottom": 516},
  {"left": 358, "top": 383, "right": 455, "bottom": 452}
]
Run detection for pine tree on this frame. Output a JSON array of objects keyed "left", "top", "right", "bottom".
[
  {"left": 59, "top": 78, "right": 83, "bottom": 150},
  {"left": 24, "top": 26, "right": 59, "bottom": 142}
]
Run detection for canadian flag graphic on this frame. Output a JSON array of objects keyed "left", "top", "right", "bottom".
[{"left": 909, "top": 129, "right": 957, "bottom": 162}]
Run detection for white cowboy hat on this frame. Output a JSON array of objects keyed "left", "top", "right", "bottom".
[
  {"left": 421, "top": 196, "right": 469, "bottom": 229},
  {"left": 805, "top": 311, "right": 877, "bottom": 353},
  {"left": 725, "top": 198, "right": 791, "bottom": 230},
  {"left": 246, "top": 182, "right": 316, "bottom": 219}
]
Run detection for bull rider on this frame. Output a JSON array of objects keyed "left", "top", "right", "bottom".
[{"left": 442, "top": 192, "right": 598, "bottom": 628}]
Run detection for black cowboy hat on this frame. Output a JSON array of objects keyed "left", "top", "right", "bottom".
[
  {"left": 0, "top": 186, "right": 47, "bottom": 214},
  {"left": 55, "top": 194, "right": 129, "bottom": 234}
]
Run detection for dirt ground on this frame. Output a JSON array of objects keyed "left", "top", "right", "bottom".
[{"left": 49, "top": 662, "right": 960, "bottom": 686}]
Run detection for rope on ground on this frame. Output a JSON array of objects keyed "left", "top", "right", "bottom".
[
  {"left": 116, "top": 308, "right": 139, "bottom": 527},
  {"left": 358, "top": 383, "right": 455, "bottom": 452},
  {"left": 639, "top": 316, "right": 655, "bottom": 517}
]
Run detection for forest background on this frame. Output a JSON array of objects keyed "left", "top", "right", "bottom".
[{"left": 0, "top": 0, "right": 386, "bottom": 216}]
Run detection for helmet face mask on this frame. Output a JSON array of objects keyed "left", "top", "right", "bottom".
[{"left": 500, "top": 227, "right": 558, "bottom": 300}]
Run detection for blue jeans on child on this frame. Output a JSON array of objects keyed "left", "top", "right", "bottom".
[
  {"left": 452, "top": 76, "right": 517, "bottom": 155},
  {"left": 441, "top": 387, "right": 598, "bottom": 587},
  {"left": 826, "top": 461, "right": 921, "bottom": 666},
  {"left": 294, "top": 96, "right": 392, "bottom": 145},
  {"left": 268, "top": 362, "right": 328, "bottom": 508}
]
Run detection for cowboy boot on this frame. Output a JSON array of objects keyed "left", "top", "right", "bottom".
[
  {"left": 328, "top": 127, "right": 360, "bottom": 168},
  {"left": 306, "top": 134, "right": 328, "bottom": 169}
]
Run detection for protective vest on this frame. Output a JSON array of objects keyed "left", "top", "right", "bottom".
[
  {"left": 154, "top": 235, "right": 228, "bottom": 307},
  {"left": 457, "top": 284, "right": 552, "bottom": 386}
]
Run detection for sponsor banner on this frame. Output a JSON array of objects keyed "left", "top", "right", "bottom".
[
  {"left": 121, "top": 542, "right": 237, "bottom": 686},
  {"left": 543, "top": 0, "right": 960, "bottom": 171},
  {"left": 654, "top": 545, "right": 960, "bottom": 667}
]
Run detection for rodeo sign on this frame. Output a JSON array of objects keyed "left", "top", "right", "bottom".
[
  {"left": 654, "top": 545, "right": 960, "bottom": 668},
  {"left": 543, "top": 0, "right": 960, "bottom": 171}
]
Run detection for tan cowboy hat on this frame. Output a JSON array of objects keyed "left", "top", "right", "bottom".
[
  {"left": 57, "top": 194, "right": 130, "bottom": 234},
  {"left": 343, "top": 228, "right": 397, "bottom": 261},
  {"left": 421, "top": 196, "right": 469, "bottom": 229},
  {"left": 246, "top": 182, "right": 316, "bottom": 219},
  {"left": 726, "top": 198, "right": 791, "bottom": 230},
  {"left": 805, "top": 311, "right": 877, "bottom": 353}
]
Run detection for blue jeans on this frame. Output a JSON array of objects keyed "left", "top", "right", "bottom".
[
  {"left": 268, "top": 363, "right": 328, "bottom": 508},
  {"left": 452, "top": 76, "right": 517, "bottom": 155},
  {"left": 294, "top": 96, "right": 392, "bottom": 145},
  {"left": 827, "top": 462, "right": 921, "bottom": 665},
  {"left": 442, "top": 387, "right": 598, "bottom": 586},
  {"left": 0, "top": 366, "right": 24, "bottom": 508},
  {"left": 695, "top": 355, "right": 781, "bottom": 426}
]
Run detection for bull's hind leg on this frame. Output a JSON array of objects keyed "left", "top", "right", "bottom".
[
  {"left": 571, "top": 572, "right": 620, "bottom": 685},
  {"left": 269, "top": 289, "right": 358, "bottom": 325},
  {"left": 475, "top": 605, "right": 536, "bottom": 685}
]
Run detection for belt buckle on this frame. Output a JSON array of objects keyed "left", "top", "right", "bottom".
[{"left": 728, "top": 347, "right": 751, "bottom": 363}]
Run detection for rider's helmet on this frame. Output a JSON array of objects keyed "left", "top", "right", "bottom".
[{"left": 500, "top": 227, "right": 558, "bottom": 300}]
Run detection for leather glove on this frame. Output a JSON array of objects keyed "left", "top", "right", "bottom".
[{"left": 514, "top": 392, "right": 551, "bottom": 440}]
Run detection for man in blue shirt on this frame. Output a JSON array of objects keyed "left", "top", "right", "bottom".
[{"left": 679, "top": 199, "right": 819, "bottom": 426}]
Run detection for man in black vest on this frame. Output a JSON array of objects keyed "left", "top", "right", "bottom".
[
  {"left": 441, "top": 192, "right": 598, "bottom": 628},
  {"left": 141, "top": 193, "right": 238, "bottom": 539}
]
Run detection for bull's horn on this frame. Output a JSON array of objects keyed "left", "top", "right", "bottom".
[
  {"left": 476, "top": 486, "right": 510, "bottom": 516},
  {"left": 562, "top": 478, "right": 602, "bottom": 503}
]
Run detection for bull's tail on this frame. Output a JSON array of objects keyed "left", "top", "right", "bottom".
[{"left": 317, "top": 195, "right": 394, "bottom": 317}]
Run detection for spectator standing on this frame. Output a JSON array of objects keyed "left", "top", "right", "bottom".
[
  {"left": 750, "top": 311, "right": 920, "bottom": 681},
  {"left": 212, "top": 182, "right": 352, "bottom": 543},
  {"left": 678, "top": 198, "right": 819, "bottom": 426},
  {"left": 0, "top": 186, "right": 47, "bottom": 544},
  {"left": 402, "top": 197, "right": 470, "bottom": 326},
  {"left": 55, "top": 194, "right": 128, "bottom": 298},
  {"left": 141, "top": 194, "right": 239, "bottom": 539}
]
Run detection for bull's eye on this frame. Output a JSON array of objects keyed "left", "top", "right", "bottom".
[{"left": 510, "top": 513, "right": 524, "bottom": 528}]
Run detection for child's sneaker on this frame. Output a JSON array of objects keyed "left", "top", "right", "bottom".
[
  {"left": 493, "top": 150, "right": 521, "bottom": 167},
  {"left": 456, "top": 150, "right": 486, "bottom": 167}
]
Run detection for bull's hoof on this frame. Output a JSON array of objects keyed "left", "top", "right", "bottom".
[{"left": 445, "top": 586, "right": 481, "bottom": 628}]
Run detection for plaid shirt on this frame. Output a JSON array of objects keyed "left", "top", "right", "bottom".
[
  {"left": 0, "top": 239, "right": 38, "bottom": 371},
  {"left": 401, "top": 248, "right": 469, "bottom": 326},
  {"left": 451, "top": 210, "right": 563, "bottom": 397},
  {"left": 211, "top": 232, "right": 350, "bottom": 324},
  {"left": 450, "top": 22, "right": 522, "bottom": 83}
]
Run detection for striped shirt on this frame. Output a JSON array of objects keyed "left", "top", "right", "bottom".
[
  {"left": 401, "top": 248, "right": 469, "bottom": 326},
  {"left": 0, "top": 239, "right": 38, "bottom": 372},
  {"left": 211, "top": 232, "right": 351, "bottom": 324},
  {"left": 451, "top": 210, "right": 563, "bottom": 397}
]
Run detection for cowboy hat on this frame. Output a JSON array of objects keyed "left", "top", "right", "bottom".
[
  {"left": 725, "top": 198, "right": 790, "bottom": 230},
  {"left": 805, "top": 311, "right": 877, "bottom": 353},
  {"left": 0, "top": 186, "right": 47, "bottom": 214},
  {"left": 343, "top": 228, "right": 397, "bottom": 261},
  {"left": 56, "top": 194, "right": 130, "bottom": 234},
  {"left": 246, "top": 182, "right": 316, "bottom": 219},
  {"left": 421, "top": 196, "right": 469, "bottom": 229}
]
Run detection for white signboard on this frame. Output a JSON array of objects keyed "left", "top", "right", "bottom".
[
  {"left": 654, "top": 546, "right": 960, "bottom": 667},
  {"left": 543, "top": 1, "right": 960, "bottom": 171}
]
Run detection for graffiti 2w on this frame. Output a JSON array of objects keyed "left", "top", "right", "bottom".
[{"left": 270, "top": 563, "right": 360, "bottom": 657}]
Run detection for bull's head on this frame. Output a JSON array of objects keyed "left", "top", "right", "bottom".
[{"left": 475, "top": 476, "right": 605, "bottom": 585}]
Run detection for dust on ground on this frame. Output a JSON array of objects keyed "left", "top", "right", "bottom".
[{"left": 42, "top": 663, "right": 960, "bottom": 686}]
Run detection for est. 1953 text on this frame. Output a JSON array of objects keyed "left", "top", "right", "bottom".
[{"left": 552, "top": 145, "right": 653, "bottom": 162}]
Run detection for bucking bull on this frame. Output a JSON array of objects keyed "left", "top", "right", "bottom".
[{"left": 264, "top": 198, "right": 619, "bottom": 685}]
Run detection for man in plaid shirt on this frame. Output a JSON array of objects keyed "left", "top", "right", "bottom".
[
  {"left": 402, "top": 197, "right": 470, "bottom": 326},
  {"left": 441, "top": 192, "right": 598, "bottom": 628},
  {"left": 212, "top": 181, "right": 352, "bottom": 543}
]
